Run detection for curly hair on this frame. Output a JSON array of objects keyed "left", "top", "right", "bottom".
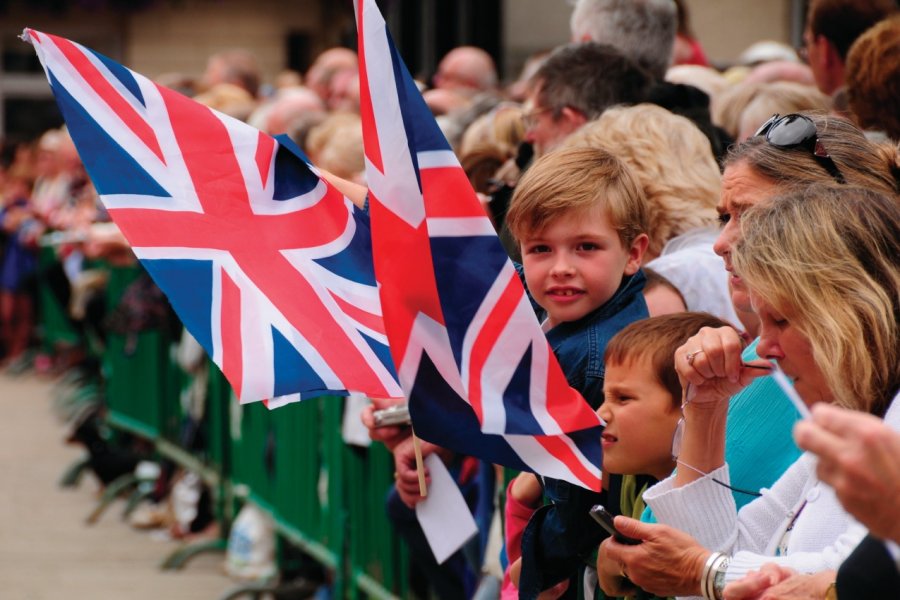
[{"left": 562, "top": 104, "right": 720, "bottom": 260}]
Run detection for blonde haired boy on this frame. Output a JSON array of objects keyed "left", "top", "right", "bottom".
[{"left": 507, "top": 146, "right": 651, "bottom": 597}]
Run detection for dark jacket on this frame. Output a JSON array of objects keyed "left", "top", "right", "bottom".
[{"left": 836, "top": 534, "right": 900, "bottom": 599}]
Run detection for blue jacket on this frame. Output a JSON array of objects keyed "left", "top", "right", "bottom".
[{"left": 519, "top": 271, "right": 648, "bottom": 599}]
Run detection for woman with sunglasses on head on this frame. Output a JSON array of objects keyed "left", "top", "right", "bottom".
[
  {"left": 699, "top": 113, "right": 898, "bottom": 513},
  {"left": 594, "top": 113, "right": 900, "bottom": 600},
  {"left": 601, "top": 183, "right": 900, "bottom": 600}
]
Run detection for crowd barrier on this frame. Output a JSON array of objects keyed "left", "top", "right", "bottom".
[{"left": 41, "top": 260, "right": 410, "bottom": 599}]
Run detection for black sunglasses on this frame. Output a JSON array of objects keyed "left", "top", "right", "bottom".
[{"left": 754, "top": 113, "right": 846, "bottom": 184}]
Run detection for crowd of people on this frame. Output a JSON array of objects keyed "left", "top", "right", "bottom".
[{"left": 3, "top": 0, "right": 900, "bottom": 599}]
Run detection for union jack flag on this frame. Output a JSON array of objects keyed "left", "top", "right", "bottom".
[
  {"left": 355, "top": 0, "right": 604, "bottom": 490},
  {"left": 23, "top": 28, "right": 402, "bottom": 404}
]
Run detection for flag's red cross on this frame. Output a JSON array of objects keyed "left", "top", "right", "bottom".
[{"left": 98, "top": 85, "right": 391, "bottom": 399}]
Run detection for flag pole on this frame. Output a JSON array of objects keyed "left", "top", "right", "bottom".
[{"left": 411, "top": 429, "right": 427, "bottom": 497}]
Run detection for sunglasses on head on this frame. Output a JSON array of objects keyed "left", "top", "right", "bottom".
[{"left": 754, "top": 113, "right": 846, "bottom": 184}]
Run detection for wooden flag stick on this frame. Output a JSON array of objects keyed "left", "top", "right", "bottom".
[{"left": 411, "top": 429, "right": 427, "bottom": 498}]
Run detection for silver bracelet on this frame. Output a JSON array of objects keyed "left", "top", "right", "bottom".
[
  {"left": 700, "top": 551, "right": 725, "bottom": 600},
  {"left": 712, "top": 555, "right": 731, "bottom": 600},
  {"left": 706, "top": 553, "right": 729, "bottom": 599}
]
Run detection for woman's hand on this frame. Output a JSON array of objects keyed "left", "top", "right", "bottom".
[
  {"left": 673, "top": 326, "right": 771, "bottom": 484},
  {"left": 723, "top": 564, "right": 796, "bottom": 599},
  {"left": 723, "top": 566, "right": 834, "bottom": 600},
  {"left": 600, "top": 516, "right": 709, "bottom": 597},
  {"left": 676, "top": 326, "right": 770, "bottom": 406}
]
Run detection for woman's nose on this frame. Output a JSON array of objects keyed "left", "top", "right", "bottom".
[
  {"left": 756, "top": 326, "right": 784, "bottom": 361},
  {"left": 713, "top": 222, "right": 736, "bottom": 258}
]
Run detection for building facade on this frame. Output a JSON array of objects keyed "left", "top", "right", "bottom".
[{"left": 2, "top": 0, "right": 803, "bottom": 144}]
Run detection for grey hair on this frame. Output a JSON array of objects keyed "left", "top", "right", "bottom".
[{"left": 569, "top": 0, "right": 677, "bottom": 79}]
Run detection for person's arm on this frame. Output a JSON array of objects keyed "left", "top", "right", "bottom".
[
  {"left": 723, "top": 565, "right": 834, "bottom": 600},
  {"left": 599, "top": 518, "right": 711, "bottom": 597},
  {"left": 505, "top": 473, "right": 543, "bottom": 566},
  {"left": 319, "top": 168, "right": 367, "bottom": 209},
  {"left": 672, "top": 326, "right": 769, "bottom": 487},
  {"left": 645, "top": 453, "right": 867, "bottom": 589}
]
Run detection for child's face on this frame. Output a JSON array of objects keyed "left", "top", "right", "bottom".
[
  {"left": 597, "top": 356, "right": 681, "bottom": 480},
  {"left": 520, "top": 205, "right": 645, "bottom": 327}
]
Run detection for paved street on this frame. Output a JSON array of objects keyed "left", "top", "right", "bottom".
[{"left": 0, "top": 373, "right": 233, "bottom": 600}]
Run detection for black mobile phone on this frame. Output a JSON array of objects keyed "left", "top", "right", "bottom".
[{"left": 589, "top": 504, "right": 642, "bottom": 545}]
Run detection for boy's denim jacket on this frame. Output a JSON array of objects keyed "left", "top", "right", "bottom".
[{"left": 519, "top": 270, "right": 648, "bottom": 600}]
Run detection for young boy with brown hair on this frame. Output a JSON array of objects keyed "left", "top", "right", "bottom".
[
  {"left": 596, "top": 311, "right": 732, "bottom": 598},
  {"left": 504, "top": 146, "right": 650, "bottom": 598}
]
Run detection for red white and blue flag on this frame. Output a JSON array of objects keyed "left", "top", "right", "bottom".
[
  {"left": 23, "top": 28, "right": 403, "bottom": 405},
  {"left": 355, "top": 0, "right": 604, "bottom": 490}
]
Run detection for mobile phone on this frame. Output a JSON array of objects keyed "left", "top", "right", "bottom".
[
  {"left": 372, "top": 404, "right": 411, "bottom": 428},
  {"left": 589, "top": 504, "right": 641, "bottom": 545}
]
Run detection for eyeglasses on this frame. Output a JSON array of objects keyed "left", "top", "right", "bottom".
[
  {"left": 754, "top": 113, "right": 846, "bottom": 184},
  {"left": 521, "top": 106, "right": 554, "bottom": 130}
]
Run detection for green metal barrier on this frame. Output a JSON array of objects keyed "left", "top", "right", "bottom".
[
  {"left": 35, "top": 246, "right": 80, "bottom": 350},
  {"left": 228, "top": 395, "right": 409, "bottom": 599},
  {"left": 103, "top": 265, "right": 181, "bottom": 441},
  {"left": 91, "top": 264, "right": 411, "bottom": 597},
  {"left": 345, "top": 441, "right": 409, "bottom": 599}
]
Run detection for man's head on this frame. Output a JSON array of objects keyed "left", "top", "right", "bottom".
[
  {"left": 201, "top": 49, "right": 261, "bottom": 98},
  {"left": 804, "top": 0, "right": 898, "bottom": 95},
  {"left": 570, "top": 0, "right": 677, "bottom": 80},
  {"left": 433, "top": 46, "right": 498, "bottom": 95},
  {"left": 264, "top": 87, "right": 326, "bottom": 135},
  {"left": 305, "top": 47, "right": 359, "bottom": 103},
  {"left": 524, "top": 42, "right": 651, "bottom": 156},
  {"left": 506, "top": 147, "right": 649, "bottom": 326}
]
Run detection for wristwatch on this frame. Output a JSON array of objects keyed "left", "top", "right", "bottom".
[{"left": 825, "top": 581, "right": 838, "bottom": 600}]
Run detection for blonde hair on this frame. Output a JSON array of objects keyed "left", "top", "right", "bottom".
[
  {"left": 713, "top": 81, "right": 765, "bottom": 139},
  {"left": 737, "top": 82, "right": 830, "bottom": 141},
  {"left": 733, "top": 184, "right": 900, "bottom": 415},
  {"left": 306, "top": 113, "right": 364, "bottom": 180},
  {"left": 506, "top": 146, "right": 648, "bottom": 247},
  {"left": 562, "top": 104, "right": 719, "bottom": 259},
  {"left": 459, "top": 103, "right": 525, "bottom": 158}
]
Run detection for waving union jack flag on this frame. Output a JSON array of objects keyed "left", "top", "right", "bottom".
[
  {"left": 355, "top": 0, "right": 604, "bottom": 490},
  {"left": 23, "top": 28, "right": 402, "bottom": 404}
]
